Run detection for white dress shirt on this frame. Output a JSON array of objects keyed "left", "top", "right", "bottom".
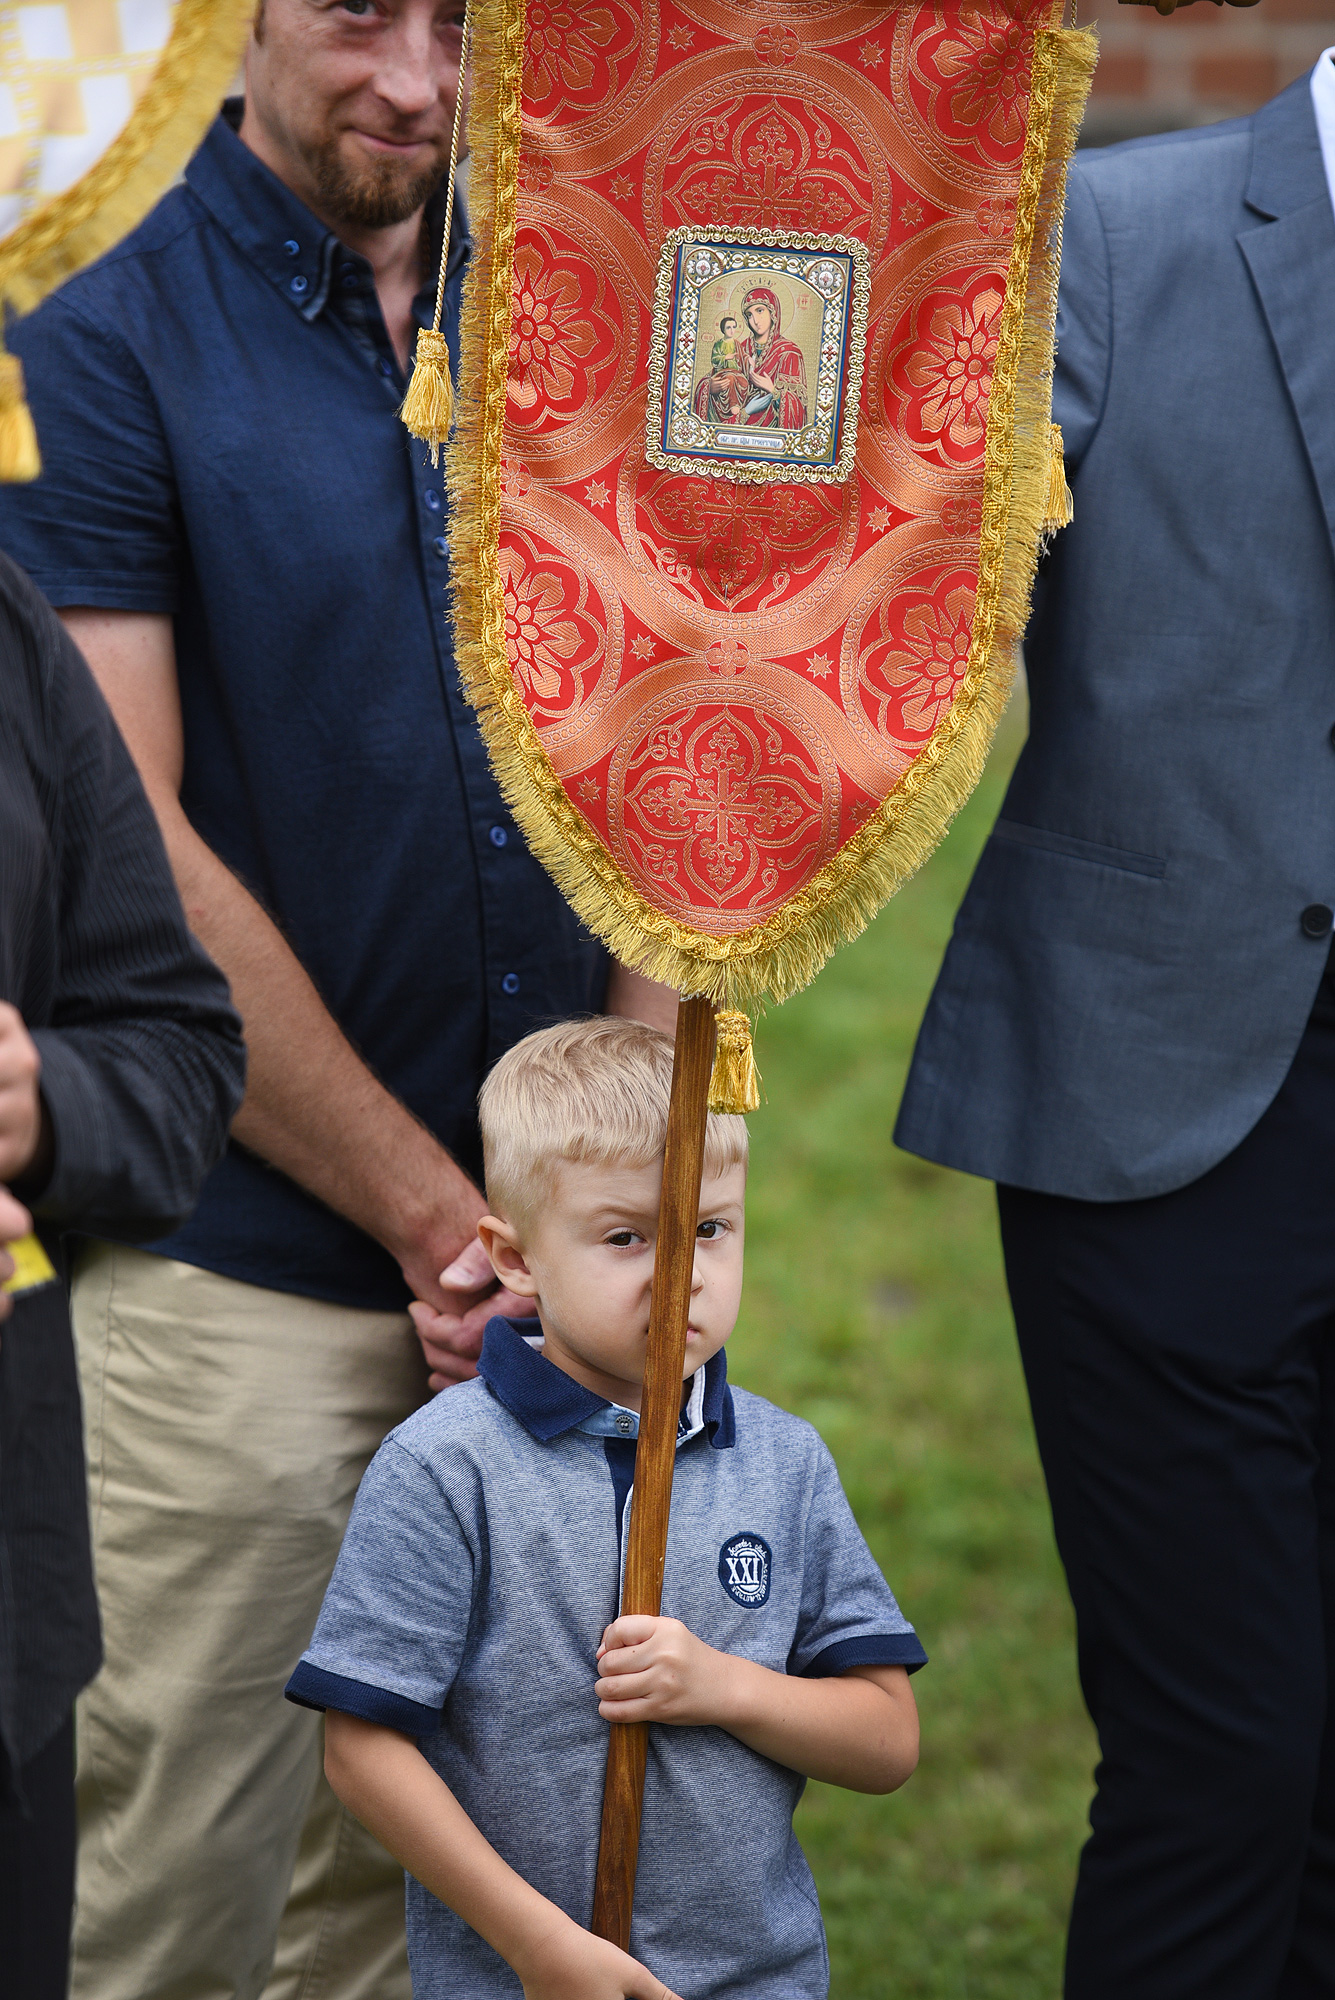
[{"left": 1311, "top": 49, "right": 1335, "bottom": 216}]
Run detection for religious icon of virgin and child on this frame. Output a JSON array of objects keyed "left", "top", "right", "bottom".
[{"left": 693, "top": 285, "right": 808, "bottom": 431}]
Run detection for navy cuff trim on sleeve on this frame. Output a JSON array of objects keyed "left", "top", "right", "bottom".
[
  {"left": 801, "top": 1632, "right": 928, "bottom": 1679},
  {"left": 284, "top": 1661, "right": 443, "bottom": 1736},
  {"left": 22, "top": 571, "right": 181, "bottom": 616}
]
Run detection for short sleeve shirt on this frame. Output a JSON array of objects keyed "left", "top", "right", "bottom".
[
  {"left": 287, "top": 1320, "right": 926, "bottom": 1998},
  {"left": 0, "top": 111, "right": 607, "bottom": 1309}
]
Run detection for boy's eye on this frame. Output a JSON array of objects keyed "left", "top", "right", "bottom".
[
  {"left": 606, "top": 1229, "right": 639, "bottom": 1248},
  {"left": 696, "top": 1218, "right": 727, "bottom": 1240}
]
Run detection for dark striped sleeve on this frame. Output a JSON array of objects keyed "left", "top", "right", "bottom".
[{"left": 5, "top": 562, "right": 246, "bottom": 1237}]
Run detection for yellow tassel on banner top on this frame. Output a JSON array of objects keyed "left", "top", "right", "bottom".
[
  {"left": 0, "top": 352, "right": 41, "bottom": 483},
  {"left": 402, "top": 3, "right": 470, "bottom": 464},
  {"left": 1042, "top": 422, "right": 1073, "bottom": 537},
  {"left": 401, "top": 329, "right": 454, "bottom": 464},
  {"left": 708, "top": 1011, "right": 761, "bottom": 1115}
]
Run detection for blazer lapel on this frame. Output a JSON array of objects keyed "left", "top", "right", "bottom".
[{"left": 1238, "top": 77, "right": 1335, "bottom": 550}]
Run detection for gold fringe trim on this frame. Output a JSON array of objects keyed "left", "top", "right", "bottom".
[
  {"left": 0, "top": 351, "right": 40, "bottom": 483},
  {"left": 708, "top": 1012, "right": 761, "bottom": 1115},
  {"left": 448, "top": 8, "right": 1098, "bottom": 1008},
  {"left": 0, "top": 0, "right": 255, "bottom": 319}
]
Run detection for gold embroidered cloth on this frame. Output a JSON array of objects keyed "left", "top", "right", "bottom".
[{"left": 451, "top": 0, "right": 1096, "bottom": 1005}]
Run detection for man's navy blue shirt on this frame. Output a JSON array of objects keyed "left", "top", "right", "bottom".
[{"left": 0, "top": 110, "right": 607, "bottom": 1309}]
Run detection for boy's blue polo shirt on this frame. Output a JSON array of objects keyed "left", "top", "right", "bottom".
[
  {"left": 0, "top": 111, "right": 606, "bottom": 1310},
  {"left": 287, "top": 1320, "right": 926, "bottom": 1997}
]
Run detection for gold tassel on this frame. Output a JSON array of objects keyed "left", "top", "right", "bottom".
[
  {"left": 0, "top": 353, "right": 41, "bottom": 483},
  {"left": 708, "top": 1011, "right": 761, "bottom": 1114},
  {"left": 401, "top": 3, "right": 469, "bottom": 465},
  {"left": 401, "top": 329, "right": 455, "bottom": 465},
  {"left": 1042, "top": 422, "right": 1073, "bottom": 536}
]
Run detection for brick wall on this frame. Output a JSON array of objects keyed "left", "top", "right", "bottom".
[{"left": 1082, "top": 0, "right": 1335, "bottom": 144}]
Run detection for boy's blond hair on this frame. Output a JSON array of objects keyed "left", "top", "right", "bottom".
[{"left": 480, "top": 1016, "right": 749, "bottom": 1224}]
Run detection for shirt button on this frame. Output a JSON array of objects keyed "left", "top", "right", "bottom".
[
  {"left": 377, "top": 356, "right": 393, "bottom": 377},
  {"left": 284, "top": 239, "right": 300, "bottom": 256},
  {"left": 432, "top": 535, "right": 448, "bottom": 558},
  {"left": 1301, "top": 904, "right": 1333, "bottom": 939},
  {"left": 501, "top": 972, "right": 521, "bottom": 995},
  {"left": 341, "top": 270, "right": 358, "bottom": 289},
  {"left": 614, "top": 1412, "right": 634, "bottom": 1435},
  {"left": 423, "top": 488, "right": 442, "bottom": 511},
  {"left": 289, "top": 274, "right": 308, "bottom": 295},
  {"left": 489, "top": 825, "right": 508, "bottom": 848}
]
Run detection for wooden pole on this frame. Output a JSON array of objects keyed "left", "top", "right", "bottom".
[{"left": 589, "top": 994, "right": 716, "bottom": 1948}]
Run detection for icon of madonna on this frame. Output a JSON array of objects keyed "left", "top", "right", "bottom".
[{"left": 693, "top": 285, "right": 808, "bottom": 431}]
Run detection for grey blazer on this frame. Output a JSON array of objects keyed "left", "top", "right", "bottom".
[{"left": 895, "top": 74, "right": 1335, "bottom": 1201}]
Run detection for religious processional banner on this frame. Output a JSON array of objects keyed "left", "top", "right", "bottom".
[
  {"left": 452, "top": 0, "right": 1097, "bottom": 1010},
  {"left": 0, "top": 0, "right": 254, "bottom": 479}
]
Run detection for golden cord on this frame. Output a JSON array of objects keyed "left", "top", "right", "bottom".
[{"left": 401, "top": 5, "right": 472, "bottom": 461}]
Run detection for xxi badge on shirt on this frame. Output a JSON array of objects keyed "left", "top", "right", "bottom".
[{"left": 444, "top": 1, "right": 1096, "bottom": 1014}]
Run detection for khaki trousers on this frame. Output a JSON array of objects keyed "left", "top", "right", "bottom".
[{"left": 71, "top": 1244, "right": 429, "bottom": 2000}]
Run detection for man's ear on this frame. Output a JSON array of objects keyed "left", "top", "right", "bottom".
[{"left": 477, "top": 1215, "right": 539, "bottom": 1298}]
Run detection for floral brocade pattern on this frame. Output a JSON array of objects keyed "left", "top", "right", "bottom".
[{"left": 489, "top": 0, "right": 1067, "bottom": 936}]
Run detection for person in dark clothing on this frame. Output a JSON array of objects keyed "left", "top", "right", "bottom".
[
  {"left": 0, "top": 550, "right": 245, "bottom": 1999},
  {"left": 896, "top": 61, "right": 1335, "bottom": 2000}
]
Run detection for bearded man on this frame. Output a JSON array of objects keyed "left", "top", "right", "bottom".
[{"left": 0, "top": 5, "right": 668, "bottom": 1997}]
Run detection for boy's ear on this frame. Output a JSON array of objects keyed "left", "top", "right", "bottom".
[{"left": 477, "top": 1215, "right": 540, "bottom": 1298}]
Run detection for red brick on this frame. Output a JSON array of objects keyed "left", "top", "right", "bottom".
[
  {"left": 1091, "top": 50, "right": 1151, "bottom": 95},
  {"left": 1256, "top": 0, "right": 1335, "bottom": 21},
  {"left": 1193, "top": 51, "right": 1281, "bottom": 101},
  {"left": 1139, "top": 7, "right": 1228, "bottom": 32}
]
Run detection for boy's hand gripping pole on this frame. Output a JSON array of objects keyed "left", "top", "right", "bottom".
[{"left": 589, "top": 995, "right": 717, "bottom": 1949}]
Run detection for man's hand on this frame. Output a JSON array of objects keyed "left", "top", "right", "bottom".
[
  {"left": 514, "top": 1921, "right": 681, "bottom": 2000},
  {"left": 594, "top": 1616, "right": 733, "bottom": 1728},
  {"left": 407, "top": 1234, "right": 534, "bottom": 1392},
  {"left": 64, "top": 610, "right": 683, "bottom": 1399},
  {"left": 0, "top": 1003, "right": 50, "bottom": 1188},
  {"left": 0, "top": 1187, "right": 34, "bottom": 1326}
]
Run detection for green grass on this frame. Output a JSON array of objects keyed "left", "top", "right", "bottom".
[{"left": 729, "top": 697, "right": 1096, "bottom": 1998}]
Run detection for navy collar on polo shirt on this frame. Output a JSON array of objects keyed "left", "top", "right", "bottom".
[
  {"left": 185, "top": 103, "right": 467, "bottom": 356},
  {"left": 477, "top": 1317, "right": 736, "bottom": 1449}
]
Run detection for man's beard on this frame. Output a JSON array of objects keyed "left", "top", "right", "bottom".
[{"left": 303, "top": 131, "right": 447, "bottom": 229}]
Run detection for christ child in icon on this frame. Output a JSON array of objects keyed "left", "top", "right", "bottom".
[
  {"left": 708, "top": 315, "right": 746, "bottom": 418},
  {"left": 694, "top": 286, "right": 808, "bottom": 431}
]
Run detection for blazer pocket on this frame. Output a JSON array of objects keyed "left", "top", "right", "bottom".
[{"left": 991, "top": 819, "right": 1166, "bottom": 879}]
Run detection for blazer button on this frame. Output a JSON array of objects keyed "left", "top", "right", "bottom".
[{"left": 1301, "top": 904, "right": 1333, "bottom": 939}]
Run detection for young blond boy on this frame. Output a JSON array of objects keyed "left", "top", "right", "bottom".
[{"left": 286, "top": 1018, "right": 923, "bottom": 1999}]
